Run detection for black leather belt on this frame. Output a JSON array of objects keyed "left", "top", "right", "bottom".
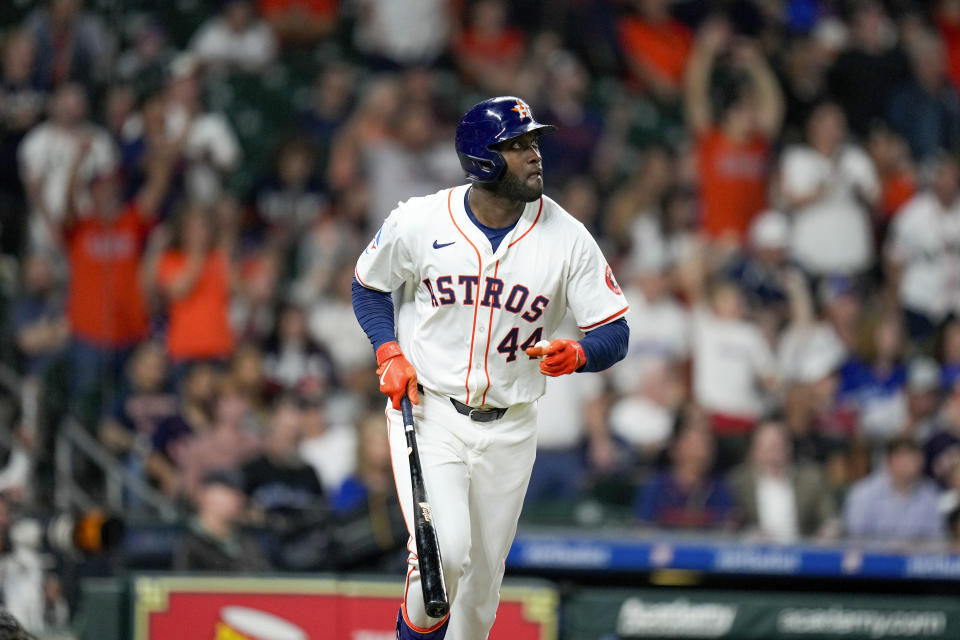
[
  {"left": 416, "top": 384, "right": 507, "bottom": 422},
  {"left": 450, "top": 398, "right": 508, "bottom": 422}
]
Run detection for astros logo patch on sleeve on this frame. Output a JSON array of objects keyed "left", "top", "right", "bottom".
[{"left": 605, "top": 264, "right": 622, "bottom": 295}]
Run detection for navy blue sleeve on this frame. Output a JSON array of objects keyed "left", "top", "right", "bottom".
[
  {"left": 352, "top": 277, "right": 396, "bottom": 351},
  {"left": 578, "top": 317, "right": 629, "bottom": 373}
]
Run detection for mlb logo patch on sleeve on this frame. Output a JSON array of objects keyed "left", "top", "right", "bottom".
[{"left": 365, "top": 225, "right": 384, "bottom": 254}]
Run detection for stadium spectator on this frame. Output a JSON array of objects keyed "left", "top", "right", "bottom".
[
  {"left": 163, "top": 54, "right": 241, "bottom": 204},
  {"left": 114, "top": 17, "right": 174, "bottom": 90},
  {"left": 333, "top": 413, "right": 393, "bottom": 515},
  {"left": 614, "top": 246, "right": 689, "bottom": 395},
  {"left": 885, "top": 152, "right": 960, "bottom": 344},
  {"left": 728, "top": 420, "right": 838, "bottom": 542},
  {"left": 691, "top": 278, "right": 778, "bottom": 467},
  {"left": 259, "top": 0, "right": 337, "bottom": 48},
  {"left": 837, "top": 314, "right": 908, "bottom": 448},
  {"left": 817, "top": 276, "right": 865, "bottom": 353},
  {"left": 604, "top": 145, "right": 674, "bottom": 249},
  {"left": 232, "top": 252, "right": 281, "bottom": 343},
  {"left": 23, "top": 0, "right": 112, "bottom": 88},
  {"left": 352, "top": 0, "right": 453, "bottom": 69},
  {"left": 307, "top": 266, "right": 376, "bottom": 390},
  {"left": 98, "top": 341, "right": 178, "bottom": 472},
  {"left": 189, "top": 0, "right": 277, "bottom": 73},
  {"left": 617, "top": 0, "right": 692, "bottom": 102},
  {"left": 243, "top": 396, "right": 328, "bottom": 569},
  {"left": 608, "top": 359, "right": 680, "bottom": 465},
  {"left": 866, "top": 124, "right": 916, "bottom": 221},
  {"left": 19, "top": 82, "right": 115, "bottom": 249},
  {"left": 363, "top": 100, "right": 461, "bottom": 235},
  {"left": 776, "top": 31, "right": 832, "bottom": 144},
  {"left": 12, "top": 250, "right": 67, "bottom": 377},
  {"left": 1, "top": 518, "right": 45, "bottom": 632},
  {"left": 249, "top": 137, "right": 328, "bottom": 253},
  {"left": 41, "top": 575, "right": 68, "bottom": 631},
  {"left": 724, "top": 210, "right": 792, "bottom": 320},
  {"left": 180, "top": 380, "right": 262, "bottom": 500},
  {"left": 60, "top": 132, "right": 173, "bottom": 414},
  {"left": 635, "top": 419, "right": 736, "bottom": 530},
  {"left": 0, "top": 609, "right": 36, "bottom": 640},
  {"left": 0, "top": 30, "right": 46, "bottom": 256},
  {"left": 827, "top": 1, "right": 910, "bottom": 140},
  {"left": 298, "top": 62, "right": 355, "bottom": 171},
  {"left": 146, "top": 204, "right": 235, "bottom": 367},
  {"left": 903, "top": 357, "right": 943, "bottom": 443},
  {"left": 925, "top": 376, "right": 960, "bottom": 486},
  {"left": 329, "top": 413, "right": 406, "bottom": 570},
  {"left": 262, "top": 301, "right": 336, "bottom": 394},
  {"left": 781, "top": 101, "right": 879, "bottom": 278},
  {"left": 525, "top": 337, "right": 606, "bottom": 505},
  {"left": 225, "top": 343, "right": 269, "bottom": 415},
  {"left": 939, "top": 0, "right": 960, "bottom": 92},
  {"left": 174, "top": 469, "right": 270, "bottom": 572},
  {"left": 887, "top": 32, "right": 960, "bottom": 161},
  {"left": 684, "top": 17, "right": 783, "bottom": 246},
  {"left": 289, "top": 205, "right": 358, "bottom": 304},
  {"left": 101, "top": 83, "right": 136, "bottom": 146},
  {"left": 939, "top": 459, "right": 960, "bottom": 517},
  {"left": 118, "top": 89, "right": 189, "bottom": 213},
  {"left": 844, "top": 436, "right": 944, "bottom": 542},
  {"left": 939, "top": 317, "right": 960, "bottom": 386},
  {"left": 327, "top": 76, "right": 398, "bottom": 177},
  {"left": 148, "top": 362, "right": 218, "bottom": 497},
  {"left": 535, "top": 52, "right": 604, "bottom": 187},
  {"left": 298, "top": 396, "right": 356, "bottom": 496},
  {"left": 0, "top": 414, "right": 35, "bottom": 505},
  {"left": 454, "top": 0, "right": 525, "bottom": 95}
]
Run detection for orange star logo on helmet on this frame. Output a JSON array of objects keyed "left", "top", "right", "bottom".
[{"left": 511, "top": 99, "right": 532, "bottom": 121}]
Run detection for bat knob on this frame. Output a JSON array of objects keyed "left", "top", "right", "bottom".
[{"left": 425, "top": 602, "right": 450, "bottom": 619}]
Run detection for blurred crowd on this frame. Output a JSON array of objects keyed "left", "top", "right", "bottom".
[{"left": 4, "top": 0, "right": 960, "bottom": 628}]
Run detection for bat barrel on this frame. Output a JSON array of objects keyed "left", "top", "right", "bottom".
[{"left": 399, "top": 395, "right": 450, "bottom": 620}]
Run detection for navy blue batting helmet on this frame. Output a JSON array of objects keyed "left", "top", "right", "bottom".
[{"left": 455, "top": 96, "right": 555, "bottom": 184}]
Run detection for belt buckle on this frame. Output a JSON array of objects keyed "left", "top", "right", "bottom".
[{"left": 468, "top": 408, "right": 481, "bottom": 421}]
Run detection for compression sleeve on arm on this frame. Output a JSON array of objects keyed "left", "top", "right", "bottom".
[
  {"left": 352, "top": 277, "right": 396, "bottom": 351},
  {"left": 578, "top": 317, "right": 629, "bottom": 373}
]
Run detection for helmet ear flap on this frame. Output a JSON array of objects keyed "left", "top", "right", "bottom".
[{"left": 458, "top": 151, "right": 505, "bottom": 183}]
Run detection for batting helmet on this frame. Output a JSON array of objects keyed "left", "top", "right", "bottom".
[{"left": 455, "top": 96, "right": 555, "bottom": 184}]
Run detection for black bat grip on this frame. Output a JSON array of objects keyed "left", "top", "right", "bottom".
[{"left": 399, "top": 396, "right": 450, "bottom": 619}]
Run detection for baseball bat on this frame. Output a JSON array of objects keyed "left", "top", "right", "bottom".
[{"left": 400, "top": 396, "right": 449, "bottom": 619}]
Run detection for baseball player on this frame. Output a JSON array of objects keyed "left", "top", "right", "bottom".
[{"left": 352, "top": 96, "right": 629, "bottom": 639}]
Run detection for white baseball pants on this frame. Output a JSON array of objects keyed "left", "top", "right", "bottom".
[{"left": 386, "top": 387, "right": 538, "bottom": 639}]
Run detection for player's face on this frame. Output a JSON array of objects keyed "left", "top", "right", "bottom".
[{"left": 493, "top": 132, "right": 543, "bottom": 202}]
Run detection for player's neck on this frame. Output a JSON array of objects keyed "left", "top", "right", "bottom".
[{"left": 468, "top": 186, "right": 524, "bottom": 229}]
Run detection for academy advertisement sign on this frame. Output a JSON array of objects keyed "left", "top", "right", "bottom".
[
  {"left": 131, "top": 575, "right": 558, "bottom": 640},
  {"left": 566, "top": 589, "right": 960, "bottom": 640}
]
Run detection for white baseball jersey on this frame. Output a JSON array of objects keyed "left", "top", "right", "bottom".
[{"left": 354, "top": 184, "right": 629, "bottom": 407}]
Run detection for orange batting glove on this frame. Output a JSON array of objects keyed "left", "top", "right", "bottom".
[
  {"left": 524, "top": 339, "right": 586, "bottom": 377},
  {"left": 376, "top": 341, "right": 419, "bottom": 409}
]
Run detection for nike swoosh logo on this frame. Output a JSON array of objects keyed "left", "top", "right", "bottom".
[
  {"left": 433, "top": 240, "right": 455, "bottom": 249},
  {"left": 379, "top": 359, "right": 393, "bottom": 386}
]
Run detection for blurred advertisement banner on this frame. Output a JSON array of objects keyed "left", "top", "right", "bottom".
[
  {"left": 131, "top": 575, "right": 557, "bottom": 640},
  {"left": 566, "top": 589, "right": 960, "bottom": 640}
]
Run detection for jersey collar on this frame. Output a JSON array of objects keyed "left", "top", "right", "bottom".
[{"left": 448, "top": 185, "right": 543, "bottom": 260}]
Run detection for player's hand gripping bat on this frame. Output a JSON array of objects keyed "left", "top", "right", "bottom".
[{"left": 400, "top": 396, "right": 449, "bottom": 619}]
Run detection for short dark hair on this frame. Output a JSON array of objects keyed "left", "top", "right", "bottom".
[
  {"left": 885, "top": 436, "right": 921, "bottom": 457},
  {"left": 0, "top": 610, "right": 35, "bottom": 640}
]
